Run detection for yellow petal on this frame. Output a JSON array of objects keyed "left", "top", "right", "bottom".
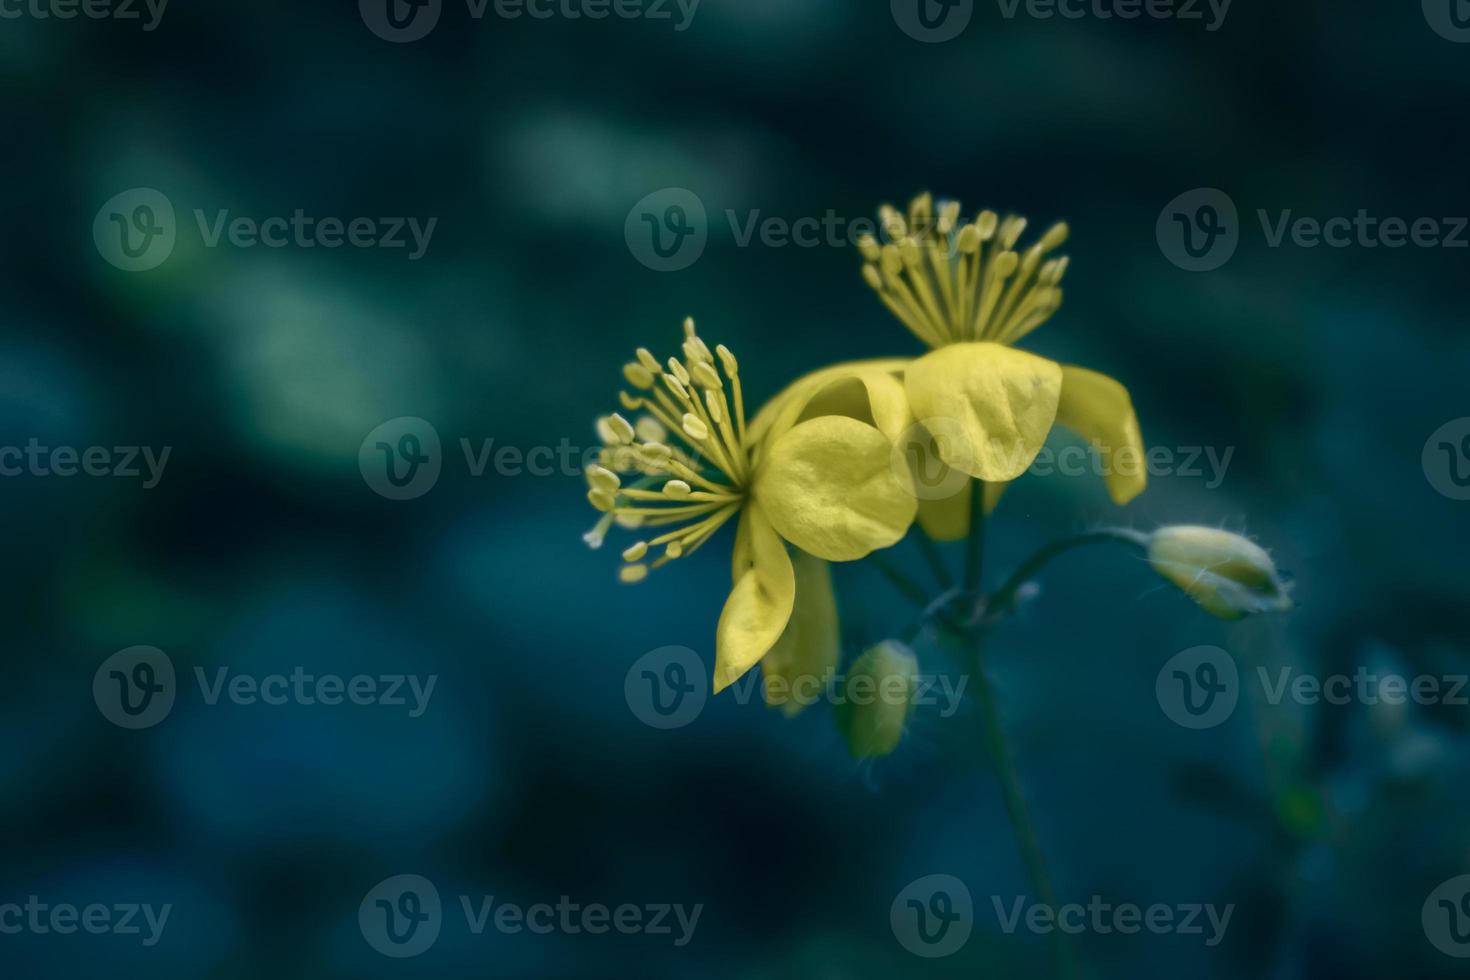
[
  {"left": 915, "top": 479, "right": 1008, "bottom": 541},
  {"left": 746, "top": 357, "right": 914, "bottom": 447},
  {"left": 904, "top": 342, "right": 1062, "bottom": 482},
  {"left": 1055, "top": 364, "right": 1147, "bottom": 506},
  {"left": 760, "top": 551, "right": 839, "bottom": 717},
  {"left": 714, "top": 502, "right": 795, "bottom": 693},
  {"left": 756, "top": 416, "right": 918, "bottom": 562}
]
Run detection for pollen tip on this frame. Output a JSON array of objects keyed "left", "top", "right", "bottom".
[
  {"left": 607, "top": 413, "right": 636, "bottom": 444},
  {"left": 619, "top": 564, "right": 648, "bottom": 584},
  {"left": 622, "top": 362, "right": 655, "bottom": 390},
  {"left": 587, "top": 487, "right": 616, "bottom": 513},
  {"left": 681, "top": 414, "right": 709, "bottom": 443},
  {"left": 663, "top": 479, "right": 693, "bottom": 500},
  {"left": 622, "top": 541, "right": 648, "bottom": 562},
  {"left": 715, "top": 344, "right": 739, "bottom": 377}
]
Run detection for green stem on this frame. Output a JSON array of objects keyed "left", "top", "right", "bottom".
[
  {"left": 963, "top": 479, "right": 986, "bottom": 593},
  {"left": 870, "top": 554, "right": 929, "bottom": 610},
  {"left": 913, "top": 531, "right": 953, "bottom": 591},
  {"left": 958, "top": 496, "right": 1084, "bottom": 979},
  {"left": 987, "top": 528, "right": 1149, "bottom": 616}
]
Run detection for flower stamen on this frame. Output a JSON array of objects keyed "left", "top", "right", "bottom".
[
  {"left": 583, "top": 318, "right": 755, "bottom": 580},
  {"left": 860, "top": 192, "right": 1069, "bottom": 349}
]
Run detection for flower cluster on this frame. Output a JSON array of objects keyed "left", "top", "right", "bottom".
[{"left": 584, "top": 191, "right": 1291, "bottom": 753}]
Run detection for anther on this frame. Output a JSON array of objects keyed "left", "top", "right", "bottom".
[
  {"left": 586, "top": 465, "right": 620, "bottom": 492},
  {"left": 607, "top": 413, "right": 636, "bottom": 444},
  {"left": 681, "top": 414, "right": 709, "bottom": 443},
  {"left": 715, "top": 344, "right": 739, "bottom": 377},
  {"left": 691, "top": 361, "right": 722, "bottom": 390},
  {"left": 623, "top": 362, "right": 655, "bottom": 389}
]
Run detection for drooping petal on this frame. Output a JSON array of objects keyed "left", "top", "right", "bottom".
[
  {"left": 755, "top": 416, "right": 918, "bottom": 562},
  {"left": 904, "top": 342, "right": 1062, "bottom": 482},
  {"left": 746, "top": 357, "right": 914, "bottom": 447},
  {"left": 1055, "top": 364, "right": 1147, "bottom": 506},
  {"left": 715, "top": 503, "right": 796, "bottom": 692},
  {"left": 760, "top": 551, "right": 839, "bottom": 717},
  {"left": 790, "top": 369, "right": 911, "bottom": 444},
  {"left": 915, "top": 479, "right": 1008, "bottom": 541}
]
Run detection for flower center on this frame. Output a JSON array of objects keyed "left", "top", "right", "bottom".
[
  {"left": 859, "top": 192, "right": 1070, "bottom": 349},
  {"left": 583, "top": 318, "right": 751, "bottom": 582}
]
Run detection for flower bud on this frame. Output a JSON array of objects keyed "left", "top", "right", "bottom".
[
  {"left": 1147, "top": 526, "right": 1291, "bottom": 620},
  {"left": 836, "top": 641, "right": 919, "bottom": 759}
]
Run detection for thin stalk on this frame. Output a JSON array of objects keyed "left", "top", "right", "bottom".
[
  {"left": 963, "top": 478, "right": 986, "bottom": 593},
  {"left": 870, "top": 554, "right": 929, "bottom": 610},
  {"left": 987, "top": 528, "right": 1149, "bottom": 615},
  {"left": 913, "top": 531, "right": 953, "bottom": 590},
  {"left": 968, "top": 639, "right": 1077, "bottom": 979}
]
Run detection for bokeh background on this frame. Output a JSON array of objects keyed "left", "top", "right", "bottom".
[{"left": 3, "top": 1, "right": 1469, "bottom": 976}]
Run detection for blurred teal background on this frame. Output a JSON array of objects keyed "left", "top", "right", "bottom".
[{"left": 3, "top": 1, "right": 1470, "bottom": 977}]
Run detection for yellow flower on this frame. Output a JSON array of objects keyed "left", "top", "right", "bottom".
[
  {"left": 856, "top": 191, "right": 1148, "bottom": 539},
  {"left": 584, "top": 318, "right": 917, "bottom": 694}
]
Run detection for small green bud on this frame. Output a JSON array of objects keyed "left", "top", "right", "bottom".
[
  {"left": 1147, "top": 525, "right": 1292, "bottom": 620},
  {"left": 836, "top": 641, "right": 919, "bottom": 759}
]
